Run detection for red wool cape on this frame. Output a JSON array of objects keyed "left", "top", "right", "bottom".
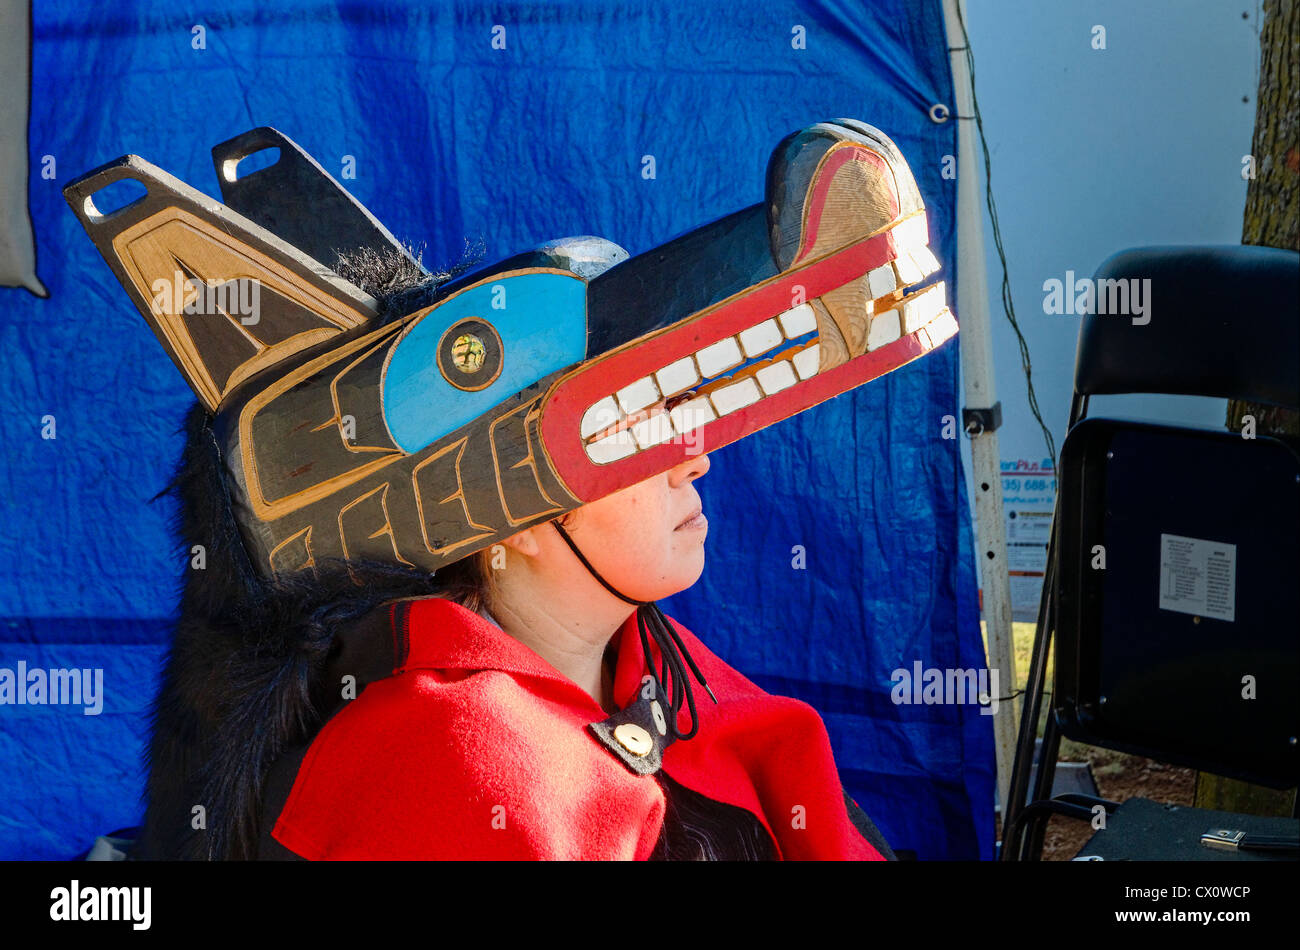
[{"left": 271, "top": 597, "right": 884, "bottom": 860}]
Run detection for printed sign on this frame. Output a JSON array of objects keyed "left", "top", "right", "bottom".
[
  {"left": 1158, "top": 533, "right": 1236, "bottom": 622},
  {"left": 1000, "top": 459, "right": 1056, "bottom": 621}
]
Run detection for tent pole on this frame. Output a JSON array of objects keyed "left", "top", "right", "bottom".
[{"left": 941, "top": 0, "right": 1019, "bottom": 843}]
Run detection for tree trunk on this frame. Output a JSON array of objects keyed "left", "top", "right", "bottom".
[{"left": 1201, "top": 0, "right": 1298, "bottom": 816}]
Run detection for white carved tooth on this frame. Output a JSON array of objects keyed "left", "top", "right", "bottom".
[
  {"left": 867, "top": 264, "right": 897, "bottom": 299},
  {"left": 901, "top": 296, "right": 924, "bottom": 334},
  {"left": 580, "top": 396, "right": 622, "bottom": 440},
  {"left": 924, "top": 288, "right": 943, "bottom": 325},
  {"left": 756, "top": 359, "right": 798, "bottom": 395},
  {"left": 909, "top": 284, "right": 947, "bottom": 333},
  {"left": 585, "top": 429, "right": 637, "bottom": 464},
  {"left": 778, "top": 303, "right": 817, "bottom": 339},
  {"left": 695, "top": 336, "right": 745, "bottom": 378},
  {"left": 895, "top": 215, "right": 929, "bottom": 249},
  {"left": 920, "top": 289, "right": 939, "bottom": 332},
  {"left": 631, "top": 410, "right": 676, "bottom": 449},
  {"left": 654, "top": 356, "right": 700, "bottom": 398},
  {"left": 738, "top": 319, "right": 783, "bottom": 358},
  {"left": 708, "top": 377, "right": 762, "bottom": 416},
  {"left": 615, "top": 375, "right": 661, "bottom": 415},
  {"left": 911, "top": 246, "right": 941, "bottom": 276},
  {"left": 668, "top": 395, "right": 716, "bottom": 434},
  {"left": 868, "top": 309, "right": 902, "bottom": 350},
  {"left": 894, "top": 253, "right": 925, "bottom": 286},
  {"left": 792, "top": 343, "right": 821, "bottom": 380}
]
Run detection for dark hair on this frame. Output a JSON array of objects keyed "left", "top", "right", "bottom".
[
  {"left": 136, "top": 243, "right": 502, "bottom": 860},
  {"left": 139, "top": 243, "right": 772, "bottom": 861}
]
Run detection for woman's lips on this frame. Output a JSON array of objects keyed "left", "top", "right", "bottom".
[{"left": 675, "top": 508, "right": 706, "bottom": 531}]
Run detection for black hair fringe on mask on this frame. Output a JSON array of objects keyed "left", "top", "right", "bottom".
[
  {"left": 134, "top": 242, "right": 485, "bottom": 860},
  {"left": 334, "top": 238, "right": 486, "bottom": 322}
]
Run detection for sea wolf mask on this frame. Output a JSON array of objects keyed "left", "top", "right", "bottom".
[{"left": 64, "top": 120, "right": 956, "bottom": 577}]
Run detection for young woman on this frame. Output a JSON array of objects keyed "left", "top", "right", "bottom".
[
  {"left": 254, "top": 424, "right": 895, "bottom": 860},
  {"left": 78, "top": 117, "right": 946, "bottom": 861}
]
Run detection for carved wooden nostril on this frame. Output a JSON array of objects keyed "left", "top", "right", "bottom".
[
  {"left": 809, "top": 298, "right": 850, "bottom": 373},
  {"left": 814, "top": 273, "right": 874, "bottom": 361}
]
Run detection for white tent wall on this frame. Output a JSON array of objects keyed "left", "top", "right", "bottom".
[
  {"left": 943, "top": 0, "right": 1020, "bottom": 822},
  {"left": 958, "top": 0, "right": 1262, "bottom": 622}
]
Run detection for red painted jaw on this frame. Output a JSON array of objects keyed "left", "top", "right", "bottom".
[{"left": 538, "top": 224, "right": 958, "bottom": 504}]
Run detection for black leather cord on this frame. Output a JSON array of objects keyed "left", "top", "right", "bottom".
[{"left": 552, "top": 520, "right": 717, "bottom": 740}]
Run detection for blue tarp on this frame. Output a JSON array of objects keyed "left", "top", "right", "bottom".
[{"left": 0, "top": 0, "right": 993, "bottom": 860}]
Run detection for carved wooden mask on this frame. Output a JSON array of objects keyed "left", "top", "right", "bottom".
[{"left": 63, "top": 121, "right": 957, "bottom": 577}]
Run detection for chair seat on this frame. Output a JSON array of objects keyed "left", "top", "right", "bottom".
[{"left": 1075, "top": 797, "right": 1299, "bottom": 861}]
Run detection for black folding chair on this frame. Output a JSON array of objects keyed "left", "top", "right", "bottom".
[{"left": 1001, "top": 244, "right": 1300, "bottom": 861}]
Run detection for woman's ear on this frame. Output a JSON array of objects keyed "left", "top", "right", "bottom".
[{"left": 500, "top": 525, "right": 543, "bottom": 559}]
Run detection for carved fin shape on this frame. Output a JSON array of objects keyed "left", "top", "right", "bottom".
[
  {"left": 211, "top": 127, "right": 424, "bottom": 276},
  {"left": 63, "top": 154, "right": 380, "bottom": 412}
]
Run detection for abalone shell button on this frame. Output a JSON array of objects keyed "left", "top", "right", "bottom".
[
  {"left": 613, "top": 723, "right": 653, "bottom": 757},
  {"left": 649, "top": 700, "right": 668, "bottom": 736}
]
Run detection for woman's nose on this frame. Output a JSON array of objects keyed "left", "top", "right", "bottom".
[{"left": 669, "top": 450, "right": 710, "bottom": 486}]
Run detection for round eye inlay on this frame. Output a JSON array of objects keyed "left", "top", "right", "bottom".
[
  {"left": 452, "top": 333, "right": 486, "bottom": 373},
  {"left": 437, "top": 318, "right": 503, "bottom": 391}
]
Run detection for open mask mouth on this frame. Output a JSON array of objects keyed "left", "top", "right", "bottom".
[
  {"left": 580, "top": 221, "right": 948, "bottom": 461},
  {"left": 542, "top": 208, "right": 955, "bottom": 502}
]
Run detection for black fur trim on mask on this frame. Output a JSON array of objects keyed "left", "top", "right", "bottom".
[
  {"left": 135, "top": 246, "right": 481, "bottom": 860},
  {"left": 333, "top": 239, "right": 485, "bottom": 321}
]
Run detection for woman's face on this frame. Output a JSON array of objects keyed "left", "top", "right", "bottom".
[{"left": 555, "top": 436, "right": 711, "bottom": 603}]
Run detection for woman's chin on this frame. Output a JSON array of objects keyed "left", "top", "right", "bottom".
[{"left": 677, "top": 550, "right": 707, "bottom": 592}]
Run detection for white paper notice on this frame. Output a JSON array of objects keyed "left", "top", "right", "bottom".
[{"left": 1158, "top": 533, "right": 1236, "bottom": 622}]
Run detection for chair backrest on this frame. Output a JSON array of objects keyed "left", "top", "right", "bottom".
[
  {"left": 1073, "top": 245, "right": 1299, "bottom": 409},
  {"left": 1053, "top": 243, "right": 1300, "bottom": 788},
  {"left": 1052, "top": 418, "right": 1299, "bottom": 787}
]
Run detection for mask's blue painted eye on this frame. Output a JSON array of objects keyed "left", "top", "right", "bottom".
[
  {"left": 382, "top": 271, "right": 587, "bottom": 453},
  {"left": 438, "top": 319, "right": 502, "bottom": 391}
]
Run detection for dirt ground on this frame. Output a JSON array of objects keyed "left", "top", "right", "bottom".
[
  {"left": 985, "top": 622, "right": 1199, "bottom": 859},
  {"left": 1042, "top": 744, "right": 1197, "bottom": 860},
  {"left": 994, "top": 745, "right": 1198, "bottom": 859}
]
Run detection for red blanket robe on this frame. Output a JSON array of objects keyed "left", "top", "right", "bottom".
[{"left": 271, "top": 597, "right": 885, "bottom": 860}]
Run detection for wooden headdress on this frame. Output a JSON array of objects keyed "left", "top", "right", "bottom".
[{"left": 63, "top": 120, "right": 956, "bottom": 578}]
